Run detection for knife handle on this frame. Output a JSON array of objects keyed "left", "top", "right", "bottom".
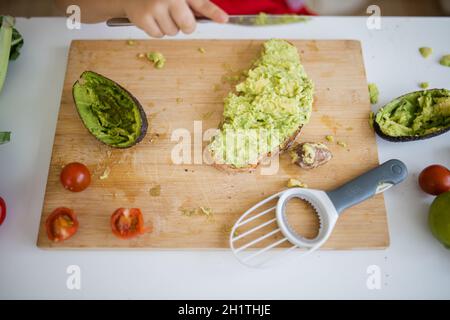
[{"left": 106, "top": 17, "right": 132, "bottom": 27}]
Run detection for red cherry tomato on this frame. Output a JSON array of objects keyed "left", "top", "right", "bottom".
[
  {"left": 0, "top": 197, "right": 6, "bottom": 226},
  {"left": 418, "top": 165, "right": 450, "bottom": 196},
  {"left": 111, "top": 208, "right": 150, "bottom": 239},
  {"left": 45, "top": 207, "right": 79, "bottom": 242},
  {"left": 60, "top": 162, "right": 91, "bottom": 192}
]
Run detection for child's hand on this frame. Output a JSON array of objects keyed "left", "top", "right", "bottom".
[{"left": 122, "top": 0, "right": 229, "bottom": 38}]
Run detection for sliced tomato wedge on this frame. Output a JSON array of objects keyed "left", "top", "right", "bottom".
[
  {"left": 46, "top": 207, "right": 79, "bottom": 242},
  {"left": 111, "top": 208, "right": 150, "bottom": 239},
  {"left": 0, "top": 197, "right": 6, "bottom": 226}
]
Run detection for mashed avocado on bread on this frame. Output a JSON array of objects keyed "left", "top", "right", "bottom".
[
  {"left": 208, "top": 39, "right": 314, "bottom": 168},
  {"left": 374, "top": 89, "right": 450, "bottom": 138}
]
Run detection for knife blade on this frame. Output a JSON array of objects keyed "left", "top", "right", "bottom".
[{"left": 106, "top": 15, "right": 310, "bottom": 27}]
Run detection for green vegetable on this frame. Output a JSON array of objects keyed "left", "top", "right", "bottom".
[
  {"left": 0, "top": 132, "right": 11, "bottom": 144},
  {"left": 368, "top": 83, "right": 379, "bottom": 104},
  {"left": 374, "top": 89, "right": 450, "bottom": 137},
  {"left": 419, "top": 47, "right": 432, "bottom": 58},
  {"left": 208, "top": 39, "right": 314, "bottom": 168},
  {"left": 0, "top": 16, "right": 23, "bottom": 93},
  {"left": 72, "top": 71, "right": 148, "bottom": 148}
]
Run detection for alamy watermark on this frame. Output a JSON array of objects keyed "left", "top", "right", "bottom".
[
  {"left": 66, "top": 5, "right": 81, "bottom": 30},
  {"left": 170, "top": 122, "right": 281, "bottom": 175},
  {"left": 366, "top": 5, "right": 381, "bottom": 30},
  {"left": 66, "top": 265, "right": 81, "bottom": 290},
  {"left": 366, "top": 264, "right": 381, "bottom": 290}
]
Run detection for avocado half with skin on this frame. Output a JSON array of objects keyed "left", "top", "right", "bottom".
[
  {"left": 373, "top": 88, "right": 450, "bottom": 142},
  {"left": 72, "top": 71, "right": 148, "bottom": 148}
]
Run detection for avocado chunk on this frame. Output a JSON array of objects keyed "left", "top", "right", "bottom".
[
  {"left": 146, "top": 52, "right": 165, "bottom": 69},
  {"left": 440, "top": 54, "right": 450, "bottom": 67},
  {"left": 419, "top": 47, "right": 432, "bottom": 58},
  {"left": 374, "top": 89, "right": 450, "bottom": 141},
  {"left": 419, "top": 82, "right": 429, "bottom": 89},
  {"left": 208, "top": 39, "right": 314, "bottom": 168},
  {"left": 368, "top": 83, "right": 379, "bottom": 104},
  {"left": 72, "top": 71, "right": 148, "bottom": 148}
]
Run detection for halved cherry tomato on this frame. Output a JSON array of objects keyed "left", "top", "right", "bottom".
[
  {"left": 111, "top": 208, "right": 150, "bottom": 239},
  {"left": 60, "top": 162, "right": 91, "bottom": 192},
  {"left": 0, "top": 197, "right": 6, "bottom": 226},
  {"left": 46, "top": 207, "right": 79, "bottom": 242},
  {"left": 419, "top": 165, "right": 450, "bottom": 196}
]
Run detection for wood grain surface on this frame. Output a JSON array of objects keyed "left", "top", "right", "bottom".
[{"left": 37, "top": 39, "right": 389, "bottom": 249}]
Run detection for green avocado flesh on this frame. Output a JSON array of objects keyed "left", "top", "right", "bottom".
[
  {"left": 72, "top": 71, "right": 146, "bottom": 148},
  {"left": 208, "top": 39, "right": 314, "bottom": 168},
  {"left": 375, "top": 89, "right": 450, "bottom": 137},
  {"left": 368, "top": 83, "right": 379, "bottom": 104},
  {"left": 254, "top": 13, "right": 311, "bottom": 26}
]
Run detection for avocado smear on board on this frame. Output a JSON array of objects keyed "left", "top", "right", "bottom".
[
  {"left": 208, "top": 39, "right": 314, "bottom": 168},
  {"left": 374, "top": 89, "right": 450, "bottom": 138},
  {"left": 72, "top": 71, "right": 147, "bottom": 148}
]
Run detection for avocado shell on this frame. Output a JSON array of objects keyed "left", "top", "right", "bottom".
[
  {"left": 373, "top": 89, "right": 450, "bottom": 142},
  {"left": 72, "top": 71, "right": 148, "bottom": 148}
]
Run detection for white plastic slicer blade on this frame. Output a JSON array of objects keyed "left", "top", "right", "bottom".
[{"left": 230, "top": 159, "right": 408, "bottom": 267}]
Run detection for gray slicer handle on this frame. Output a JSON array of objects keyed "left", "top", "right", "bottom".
[{"left": 326, "top": 159, "right": 407, "bottom": 214}]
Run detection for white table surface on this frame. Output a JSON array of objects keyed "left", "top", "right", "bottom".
[{"left": 0, "top": 17, "right": 449, "bottom": 299}]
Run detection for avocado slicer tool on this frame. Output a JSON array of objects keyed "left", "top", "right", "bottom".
[{"left": 230, "top": 159, "right": 408, "bottom": 268}]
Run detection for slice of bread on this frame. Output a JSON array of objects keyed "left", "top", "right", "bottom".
[
  {"left": 207, "top": 39, "right": 314, "bottom": 172},
  {"left": 210, "top": 126, "right": 303, "bottom": 173}
]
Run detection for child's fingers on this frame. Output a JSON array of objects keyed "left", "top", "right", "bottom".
[
  {"left": 170, "top": 1, "right": 196, "bottom": 34},
  {"left": 188, "top": 0, "right": 228, "bottom": 23},
  {"left": 155, "top": 11, "right": 179, "bottom": 36},
  {"left": 135, "top": 15, "right": 164, "bottom": 38}
]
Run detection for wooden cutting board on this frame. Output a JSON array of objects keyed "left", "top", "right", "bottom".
[{"left": 37, "top": 39, "right": 389, "bottom": 249}]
